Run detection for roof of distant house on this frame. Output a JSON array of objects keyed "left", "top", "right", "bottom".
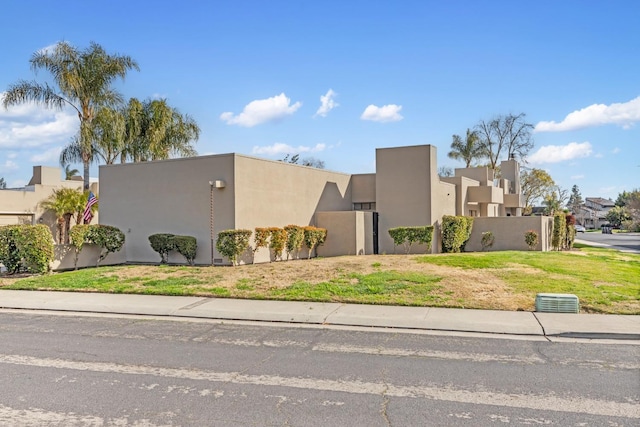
[{"left": 585, "top": 197, "right": 615, "bottom": 207}]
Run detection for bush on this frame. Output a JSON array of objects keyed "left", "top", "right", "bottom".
[
  {"left": 149, "top": 233, "right": 176, "bottom": 264},
  {"left": 216, "top": 229, "right": 252, "bottom": 266},
  {"left": 174, "top": 235, "right": 197, "bottom": 265},
  {"left": 268, "top": 227, "right": 287, "bottom": 261},
  {"left": 551, "top": 214, "right": 566, "bottom": 251},
  {"left": 524, "top": 230, "right": 538, "bottom": 250},
  {"left": 0, "top": 226, "right": 21, "bottom": 274},
  {"left": 87, "top": 224, "right": 125, "bottom": 265},
  {"left": 303, "top": 226, "right": 327, "bottom": 259},
  {"left": 481, "top": 231, "right": 495, "bottom": 251},
  {"left": 565, "top": 214, "right": 576, "bottom": 250},
  {"left": 0, "top": 224, "right": 54, "bottom": 274},
  {"left": 441, "top": 215, "right": 474, "bottom": 253},
  {"left": 388, "top": 226, "right": 434, "bottom": 254},
  {"left": 284, "top": 225, "right": 305, "bottom": 260},
  {"left": 253, "top": 227, "right": 270, "bottom": 257},
  {"left": 69, "top": 224, "right": 91, "bottom": 269}
]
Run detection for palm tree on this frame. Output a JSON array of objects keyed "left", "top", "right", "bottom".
[
  {"left": 40, "top": 188, "right": 86, "bottom": 244},
  {"left": 120, "top": 98, "right": 199, "bottom": 163},
  {"left": 447, "top": 128, "right": 483, "bottom": 168},
  {"left": 63, "top": 164, "right": 80, "bottom": 180},
  {"left": 3, "top": 41, "right": 139, "bottom": 189}
]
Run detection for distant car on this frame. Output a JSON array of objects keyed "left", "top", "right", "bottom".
[{"left": 574, "top": 224, "right": 586, "bottom": 233}]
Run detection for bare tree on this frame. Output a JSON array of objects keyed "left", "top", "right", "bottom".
[{"left": 475, "top": 113, "right": 534, "bottom": 170}]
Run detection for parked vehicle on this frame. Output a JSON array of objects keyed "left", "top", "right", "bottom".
[{"left": 575, "top": 224, "right": 586, "bottom": 233}]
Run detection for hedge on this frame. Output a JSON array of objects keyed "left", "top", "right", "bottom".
[
  {"left": 0, "top": 224, "right": 54, "bottom": 274},
  {"left": 86, "top": 225, "right": 125, "bottom": 266},
  {"left": 216, "top": 229, "right": 252, "bottom": 266},
  {"left": 441, "top": 215, "right": 474, "bottom": 253},
  {"left": 174, "top": 235, "right": 197, "bottom": 265},
  {"left": 149, "top": 233, "right": 177, "bottom": 264},
  {"left": 388, "top": 226, "right": 434, "bottom": 254},
  {"left": 69, "top": 224, "right": 91, "bottom": 269},
  {"left": 551, "top": 214, "right": 566, "bottom": 251},
  {"left": 284, "top": 225, "right": 305, "bottom": 260},
  {"left": 268, "top": 227, "right": 287, "bottom": 261},
  {"left": 303, "top": 226, "right": 327, "bottom": 259}
]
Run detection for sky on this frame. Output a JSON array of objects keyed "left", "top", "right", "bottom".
[{"left": 1, "top": 0, "right": 639, "bottom": 201}]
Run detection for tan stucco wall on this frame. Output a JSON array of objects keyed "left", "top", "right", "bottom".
[
  {"left": 99, "top": 154, "right": 236, "bottom": 265},
  {"left": 376, "top": 145, "right": 448, "bottom": 254},
  {"left": 51, "top": 244, "right": 126, "bottom": 271},
  {"left": 100, "top": 154, "right": 353, "bottom": 265},
  {"left": 233, "top": 156, "right": 352, "bottom": 264},
  {"left": 464, "top": 216, "right": 553, "bottom": 252},
  {"left": 351, "top": 174, "right": 376, "bottom": 203},
  {"left": 316, "top": 211, "right": 373, "bottom": 257},
  {"left": 455, "top": 166, "right": 492, "bottom": 186}
]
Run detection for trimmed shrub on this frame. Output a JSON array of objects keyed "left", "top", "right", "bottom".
[
  {"left": 87, "top": 224, "right": 125, "bottom": 265},
  {"left": 551, "top": 214, "right": 566, "bottom": 251},
  {"left": 284, "top": 225, "right": 305, "bottom": 260},
  {"left": 441, "top": 215, "right": 474, "bottom": 253},
  {"left": 174, "top": 235, "right": 197, "bottom": 265},
  {"left": 149, "top": 233, "right": 176, "bottom": 264},
  {"left": 268, "top": 227, "right": 287, "bottom": 261},
  {"left": 69, "top": 224, "right": 91, "bottom": 269},
  {"left": 0, "top": 224, "right": 53, "bottom": 274},
  {"left": 565, "top": 214, "right": 576, "bottom": 250},
  {"left": 480, "top": 231, "right": 495, "bottom": 251},
  {"left": 253, "top": 227, "right": 270, "bottom": 257},
  {"left": 0, "top": 226, "right": 22, "bottom": 274},
  {"left": 388, "top": 226, "right": 434, "bottom": 254},
  {"left": 216, "top": 229, "right": 252, "bottom": 266},
  {"left": 524, "top": 230, "right": 539, "bottom": 251},
  {"left": 303, "top": 226, "right": 327, "bottom": 259}
]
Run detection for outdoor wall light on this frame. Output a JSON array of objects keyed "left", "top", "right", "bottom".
[{"left": 209, "top": 180, "right": 226, "bottom": 188}]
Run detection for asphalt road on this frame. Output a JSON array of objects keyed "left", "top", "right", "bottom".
[
  {"left": 0, "top": 312, "right": 638, "bottom": 426},
  {"left": 576, "top": 231, "right": 640, "bottom": 253}
]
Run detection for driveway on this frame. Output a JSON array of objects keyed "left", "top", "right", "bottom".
[{"left": 575, "top": 231, "right": 640, "bottom": 254}]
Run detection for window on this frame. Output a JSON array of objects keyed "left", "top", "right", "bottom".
[{"left": 353, "top": 202, "right": 376, "bottom": 211}]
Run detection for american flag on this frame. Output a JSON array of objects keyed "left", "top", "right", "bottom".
[{"left": 83, "top": 191, "right": 98, "bottom": 223}]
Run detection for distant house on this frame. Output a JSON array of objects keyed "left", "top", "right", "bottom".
[
  {"left": 0, "top": 166, "right": 99, "bottom": 233},
  {"left": 577, "top": 197, "right": 616, "bottom": 229}
]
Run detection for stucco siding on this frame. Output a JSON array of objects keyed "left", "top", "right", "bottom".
[
  {"left": 465, "top": 216, "right": 553, "bottom": 252},
  {"left": 99, "top": 155, "right": 236, "bottom": 265},
  {"left": 376, "top": 145, "right": 435, "bottom": 254}
]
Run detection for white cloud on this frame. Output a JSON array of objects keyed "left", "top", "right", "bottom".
[
  {"left": 252, "top": 142, "right": 326, "bottom": 156},
  {"left": 1, "top": 160, "right": 19, "bottom": 171},
  {"left": 0, "top": 95, "right": 77, "bottom": 148},
  {"left": 612, "top": 147, "right": 621, "bottom": 154},
  {"left": 570, "top": 174, "right": 585, "bottom": 180},
  {"left": 535, "top": 96, "right": 640, "bottom": 132},
  {"left": 220, "top": 93, "right": 302, "bottom": 127},
  {"left": 314, "top": 89, "right": 339, "bottom": 118},
  {"left": 30, "top": 146, "right": 62, "bottom": 163},
  {"left": 529, "top": 142, "right": 593, "bottom": 164},
  {"left": 360, "top": 104, "right": 403, "bottom": 122}
]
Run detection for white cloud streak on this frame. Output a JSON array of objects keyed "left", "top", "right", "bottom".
[
  {"left": 360, "top": 104, "right": 403, "bottom": 122},
  {"left": 220, "top": 93, "right": 302, "bottom": 127},
  {"left": 314, "top": 89, "right": 339, "bottom": 117},
  {"left": 0, "top": 94, "right": 77, "bottom": 148},
  {"left": 30, "top": 146, "right": 62, "bottom": 163},
  {"left": 252, "top": 143, "right": 326, "bottom": 156},
  {"left": 535, "top": 96, "right": 640, "bottom": 132},
  {"left": 529, "top": 142, "right": 593, "bottom": 164}
]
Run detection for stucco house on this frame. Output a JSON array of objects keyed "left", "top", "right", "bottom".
[
  {"left": 0, "top": 165, "right": 99, "bottom": 231},
  {"left": 99, "top": 144, "right": 552, "bottom": 265}
]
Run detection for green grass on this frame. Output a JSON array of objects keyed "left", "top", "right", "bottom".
[
  {"left": 2, "top": 246, "right": 638, "bottom": 313},
  {"left": 417, "top": 248, "right": 640, "bottom": 313},
  {"left": 271, "top": 271, "right": 444, "bottom": 305}
]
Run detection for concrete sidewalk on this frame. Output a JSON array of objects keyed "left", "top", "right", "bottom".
[{"left": 0, "top": 290, "right": 638, "bottom": 340}]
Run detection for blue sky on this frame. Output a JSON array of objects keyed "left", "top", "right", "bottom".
[{"left": 1, "top": 0, "right": 638, "bottom": 201}]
